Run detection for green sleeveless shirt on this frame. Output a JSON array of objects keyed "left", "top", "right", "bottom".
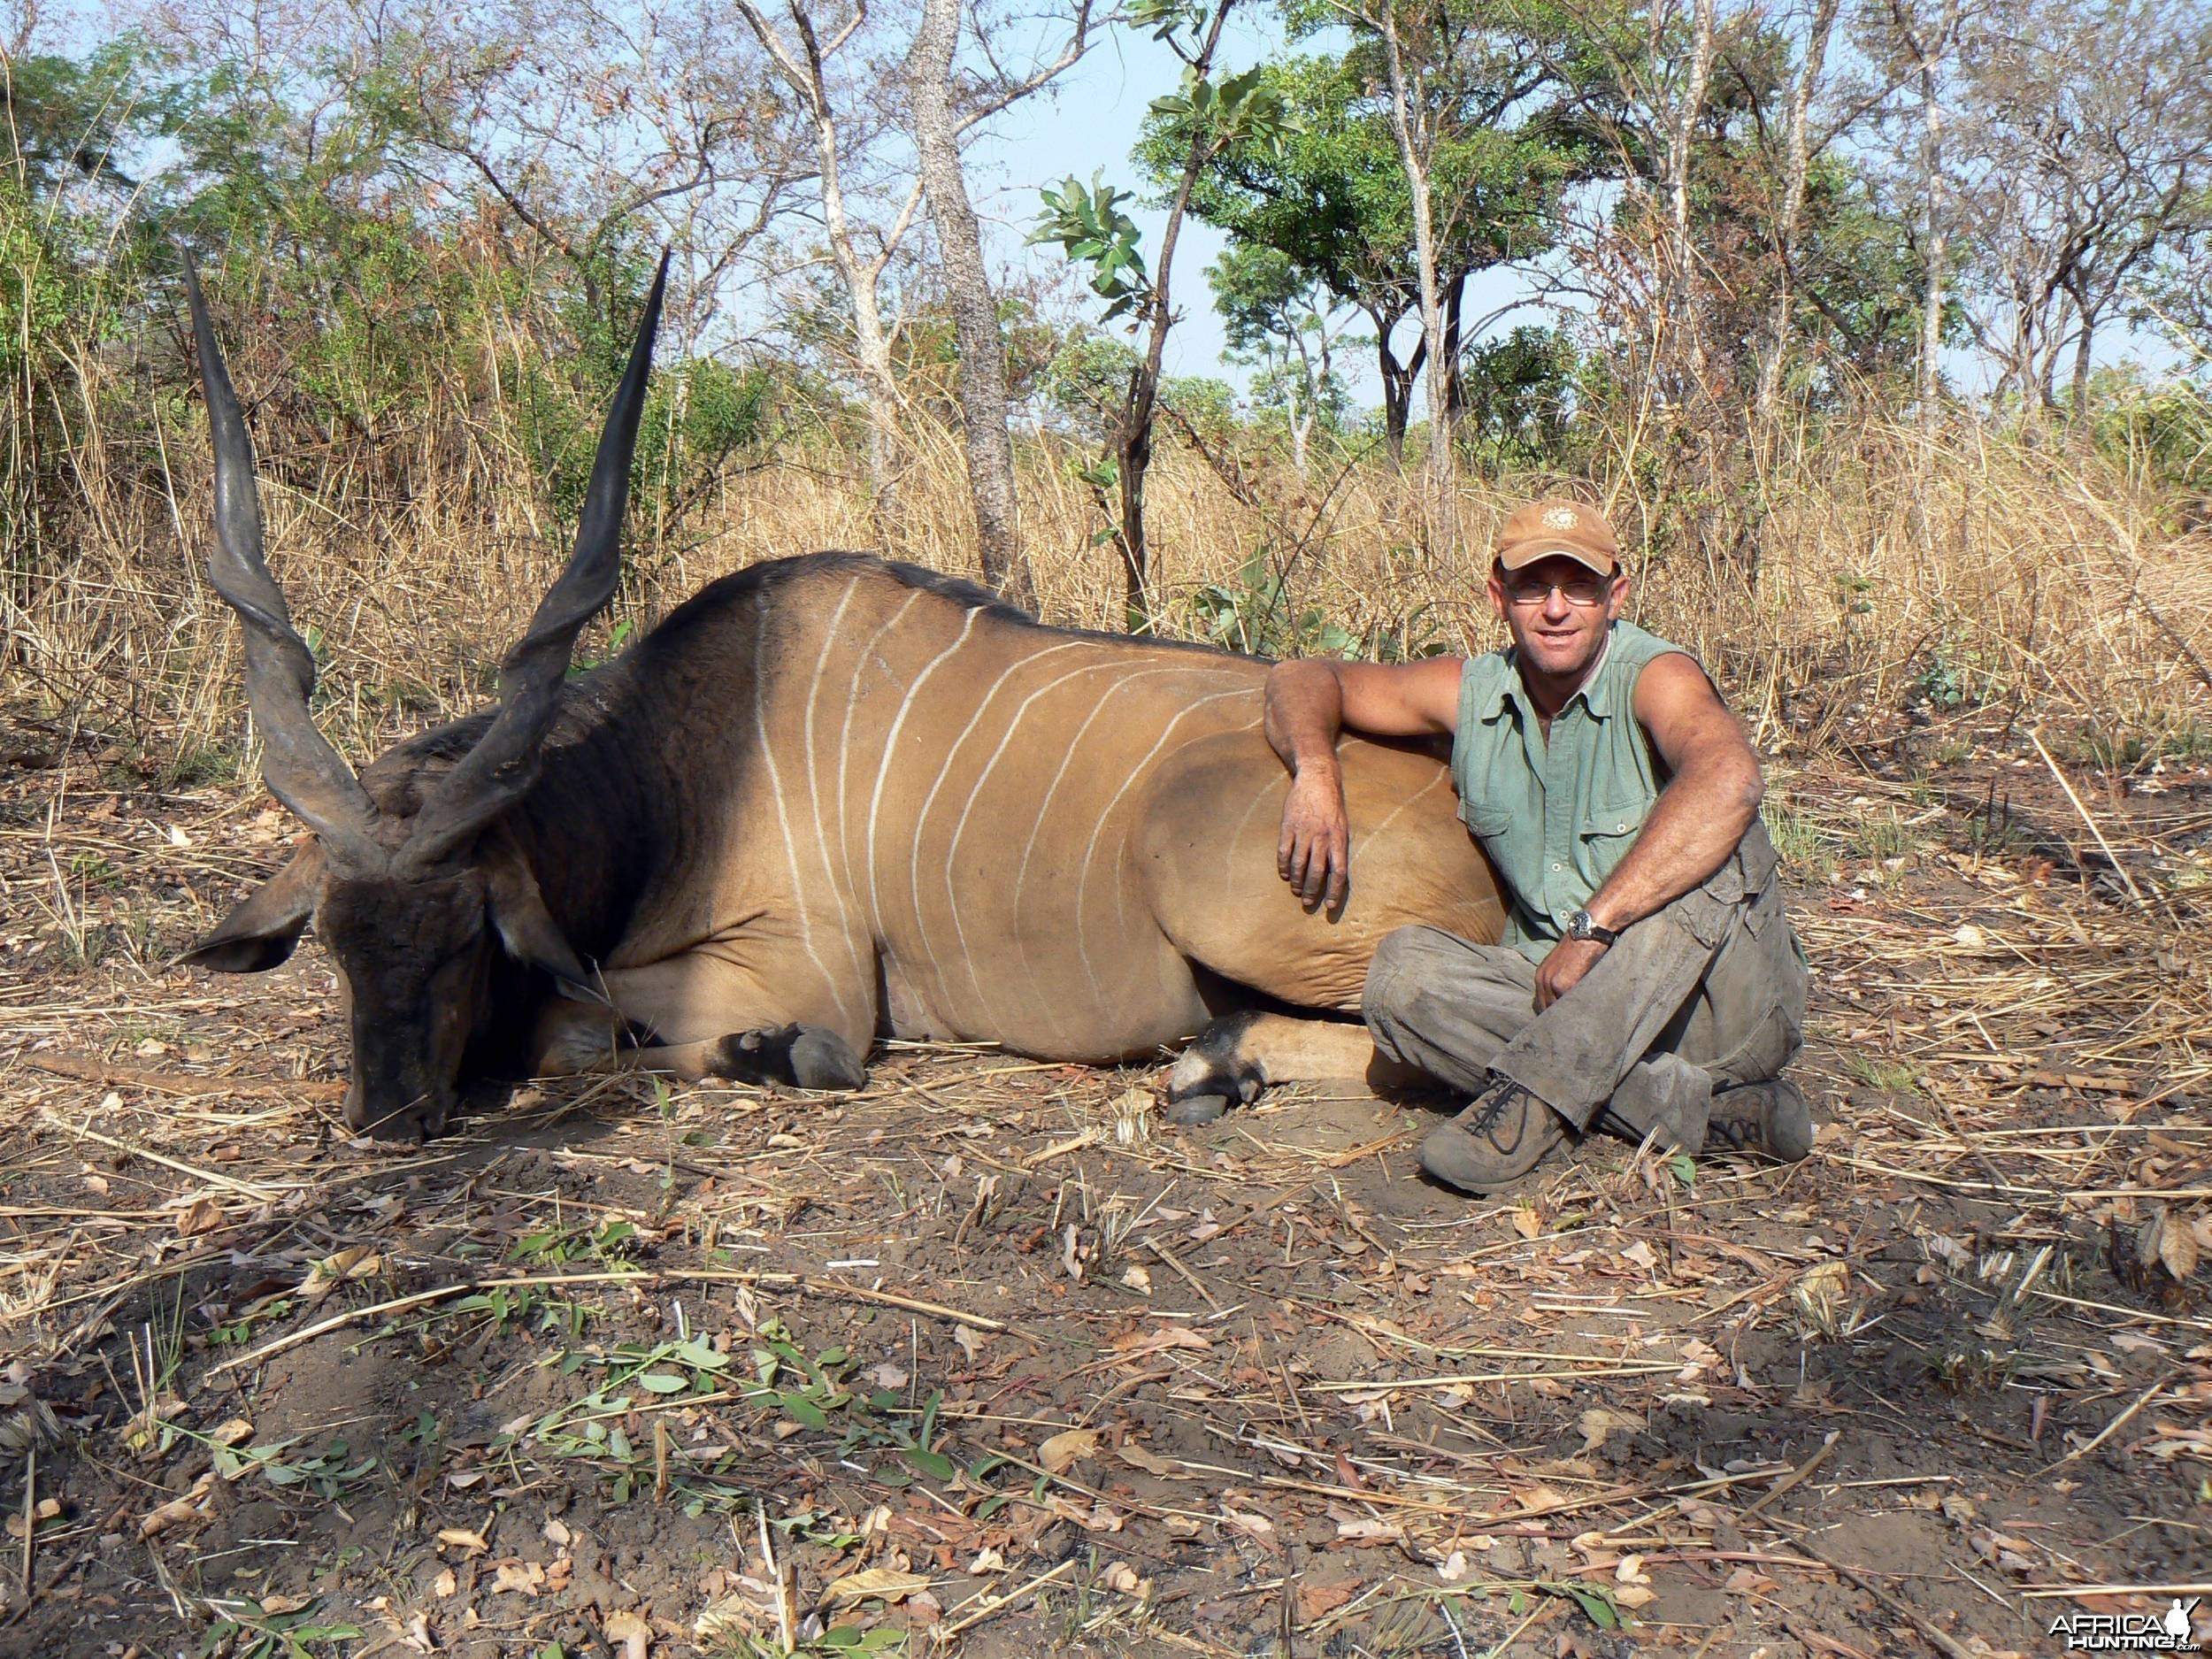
[{"left": 1449, "top": 621, "right": 1687, "bottom": 962}]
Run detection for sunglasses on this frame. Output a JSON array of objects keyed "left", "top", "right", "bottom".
[{"left": 1501, "top": 572, "right": 1612, "bottom": 606}]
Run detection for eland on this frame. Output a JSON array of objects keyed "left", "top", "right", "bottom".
[{"left": 178, "top": 255, "right": 1507, "bottom": 1138}]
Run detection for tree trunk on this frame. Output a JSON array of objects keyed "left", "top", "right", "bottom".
[
  {"left": 1755, "top": 0, "right": 1840, "bottom": 425},
  {"left": 2066, "top": 280, "right": 2098, "bottom": 411},
  {"left": 1440, "top": 270, "right": 1468, "bottom": 433},
  {"left": 908, "top": 0, "right": 1033, "bottom": 607},
  {"left": 1663, "top": 0, "right": 1719, "bottom": 408},
  {"left": 1378, "top": 0, "right": 1454, "bottom": 532},
  {"left": 1375, "top": 314, "right": 1422, "bottom": 466},
  {"left": 1918, "top": 73, "right": 1944, "bottom": 442},
  {"left": 734, "top": 0, "right": 923, "bottom": 530}
]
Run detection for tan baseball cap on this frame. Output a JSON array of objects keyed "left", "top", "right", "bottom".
[{"left": 1495, "top": 498, "right": 1619, "bottom": 575}]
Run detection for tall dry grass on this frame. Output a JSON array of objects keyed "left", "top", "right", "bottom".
[{"left": 4, "top": 342, "right": 2209, "bottom": 791}]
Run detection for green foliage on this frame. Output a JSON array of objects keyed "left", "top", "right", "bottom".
[
  {"left": 2085, "top": 367, "right": 2212, "bottom": 501},
  {"left": 196, "top": 1598, "right": 362, "bottom": 1659},
  {"left": 1141, "top": 51, "right": 1580, "bottom": 338},
  {"left": 1032, "top": 173, "right": 1151, "bottom": 321},
  {"left": 1181, "top": 548, "right": 1448, "bottom": 661},
  {"left": 1457, "top": 326, "right": 1578, "bottom": 466}
]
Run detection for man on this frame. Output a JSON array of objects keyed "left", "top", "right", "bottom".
[{"left": 1264, "top": 498, "right": 1812, "bottom": 1194}]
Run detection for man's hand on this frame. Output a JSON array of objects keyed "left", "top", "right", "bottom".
[
  {"left": 1534, "top": 937, "right": 1609, "bottom": 1010},
  {"left": 1279, "top": 765, "right": 1349, "bottom": 911}
]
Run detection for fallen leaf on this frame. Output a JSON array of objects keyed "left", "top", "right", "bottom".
[
  {"left": 1099, "top": 1561, "right": 1150, "bottom": 1597},
  {"left": 967, "top": 1548, "right": 1006, "bottom": 1574},
  {"left": 1612, "top": 1585, "right": 1656, "bottom": 1609},
  {"left": 1163, "top": 1514, "right": 1202, "bottom": 1538},
  {"left": 869, "top": 1363, "right": 910, "bottom": 1389},
  {"left": 694, "top": 1596, "right": 754, "bottom": 1641},
  {"left": 1435, "top": 1550, "right": 1471, "bottom": 1583},
  {"left": 1108, "top": 1325, "right": 1213, "bottom": 1360},
  {"left": 1511, "top": 1204, "right": 1544, "bottom": 1240},
  {"left": 541, "top": 1517, "right": 572, "bottom": 1547},
  {"left": 826, "top": 1567, "right": 933, "bottom": 1605},
  {"left": 437, "top": 1528, "right": 490, "bottom": 1556},
  {"left": 1335, "top": 1518, "right": 1405, "bottom": 1543},
  {"left": 175, "top": 1197, "right": 225, "bottom": 1238},
  {"left": 401, "top": 1611, "right": 434, "bottom": 1654},
  {"left": 603, "top": 1609, "right": 651, "bottom": 1659},
  {"left": 1120, "top": 1264, "right": 1153, "bottom": 1293},
  {"left": 1116, "top": 1443, "right": 1179, "bottom": 1477},
  {"left": 211, "top": 1418, "right": 255, "bottom": 1448},
  {"left": 1298, "top": 1580, "right": 1359, "bottom": 1620},
  {"left": 1578, "top": 1407, "right": 1644, "bottom": 1455},
  {"left": 432, "top": 1568, "right": 457, "bottom": 1598},
  {"left": 1220, "top": 1506, "right": 1273, "bottom": 1539},
  {"left": 2154, "top": 1209, "right": 2200, "bottom": 1282},
  {"left": 258, "top": 1594, "right": 312, "bottom": 1616},
  {"left": 1615, "top": 1554, "right": 1651, "bottom": 1586},
  {"left": 489, "top": 1560, "right": 545, "bottom": 1595},
  {"left": 1723, "top": 1566, "right": 1778, "bottom": 1595},
  {"left": 138, "top": 1473, "right": 216, "bottom": 1538},
  {"left": 1048, "top": 1496, "right": 1125, "bottom": 1532},
  {"left": 953, "top": 1325, "right": 989, "bottom": 1362},
  {"left": 1039, "top": 1427, "right": 1101, "bottom": 1473}
]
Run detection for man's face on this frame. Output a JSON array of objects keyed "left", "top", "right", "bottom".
[{"left": 1486, "top": 554, "right": 1629, "bottom": 680}]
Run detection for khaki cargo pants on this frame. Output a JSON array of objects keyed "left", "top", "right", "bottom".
[{"left": 1361, "top": 824, "right": 1808, "bottom": 1151}]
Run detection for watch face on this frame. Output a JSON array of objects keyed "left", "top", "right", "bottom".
[{"left": 1569, "top": 911, "right": 1592, "bottom": 940}]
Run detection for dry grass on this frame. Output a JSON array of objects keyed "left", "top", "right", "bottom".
[{"left": 4, "top": 364, "right": 2208, "bottom": 790}]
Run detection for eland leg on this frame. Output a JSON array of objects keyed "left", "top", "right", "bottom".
[
  {"left": 529, "top": 949, "right": 873, "bottom": 1092},
  {"left": 1133, "top": 733, "right": 1504, "bottom": 1125},
  {"left": 1164, "top": 1010, "right": 1432, "bottom": 1125}
]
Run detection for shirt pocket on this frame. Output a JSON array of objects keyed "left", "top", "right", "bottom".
[
  {"left": 1461, "top": 802, "right": 1515, "bottom": 844},
  {"left": 1577, "top": 797, "right": 1647, "bottom": 885}
]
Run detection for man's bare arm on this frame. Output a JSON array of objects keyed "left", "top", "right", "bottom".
[
  {"left": 1583, "top": 654, "right": 1764, "bottom": 934},
  {"left": 1266, "top": 658, "right": 1463, "bottom": 910}
]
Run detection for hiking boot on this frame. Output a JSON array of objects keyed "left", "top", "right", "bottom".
[
  {"left": 1418, "top": 1076, "right": 1567, "bottom": 1195},
  {"left": 1706, "top": 1076, "right": 1814, "bottom": 1162}
]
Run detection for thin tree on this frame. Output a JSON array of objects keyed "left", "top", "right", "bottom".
[
  {"left": 1753, "top": 0, "right": 1842, "bottom": 425},
  {"left": 1366, "top": 0, "right": 1452, "bottom": 511},
  {"left": 906, "top": 0, "right": 1096, "bottom": 606},
  {"left": 1033, "top": 0, "right": 1286, "bottom": 627},
  {"left": 1884, "top": 0, "right": 1962, "bottom": 449},
  {"left": 734, "top": 0, "right": 925, "bottom": 521}
]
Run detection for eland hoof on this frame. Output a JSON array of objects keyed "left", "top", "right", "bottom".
[{"left": 1165, "top": 1093, "right": 1230, "bottom": 1127}]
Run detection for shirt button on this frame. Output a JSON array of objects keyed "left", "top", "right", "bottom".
[{"left": 1551, "top": 862, "right": 1563, "bottom": 872}]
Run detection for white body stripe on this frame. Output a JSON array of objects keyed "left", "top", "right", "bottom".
[
  {"left": 864, "top": 606, "right": 983, "bottom": 940},
  {"left": 905, "top": 639, "right": 1094, "bottom": 1018},
  {"left": 835, "top": 589, "right": 926, "bottom": 914},
  {"left": 753, "top": 605, "right": 852, "bottom": 1026}
]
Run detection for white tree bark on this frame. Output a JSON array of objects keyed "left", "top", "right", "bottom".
[
  {"left": 907, "top": 0, "right": 1028, "bottom": 602},
  {"left": 1663, "top": 0, "right": 1719, "bottom": 403},
  {"left": 735, "top": 0, "right": 923, "bottom": 524},
  {"left": 1377, "top": 0, "right": 1455, "bottom": 532},
  {"left": 1755, "top": 0, "right": 1840, "bottom": 423}
]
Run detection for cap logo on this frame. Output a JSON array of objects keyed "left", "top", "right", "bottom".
[{"left": 1541, "top": 505, "right": 1581, "bottom": 533}]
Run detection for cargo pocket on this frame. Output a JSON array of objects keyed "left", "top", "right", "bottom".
[{"left": 1709, "top": 1001, "right": 1801, "bottom": 1087}]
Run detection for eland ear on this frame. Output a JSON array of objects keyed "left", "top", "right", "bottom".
[
  {"left": 177, "top": 839, "right": 326, "bottom": 972},
  {"left": 483, "top": 838, "right": 591, "bottom": 994}
]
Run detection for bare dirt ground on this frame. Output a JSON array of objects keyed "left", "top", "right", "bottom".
[{"left": 3, "top": 699, "right": 2210, "bottom": 1659}]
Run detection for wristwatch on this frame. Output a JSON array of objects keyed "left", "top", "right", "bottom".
[{"left": 1566, "top": 910, "right": 1619, "bottom": 946}]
